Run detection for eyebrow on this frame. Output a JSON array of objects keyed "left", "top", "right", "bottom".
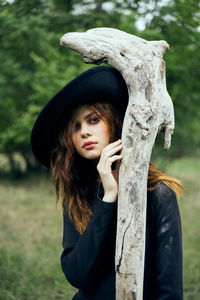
[
  {"left": 84, "top": 112, "right": 96, "bottom": 119},
  {"left": 72, "top": 112, "right": 97, "bottom": 124}
]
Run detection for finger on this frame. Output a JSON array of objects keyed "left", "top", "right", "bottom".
[
  {"left": 99, "top": 143, "right": 122, "bottom": 166},
  {"left": 102, "top": 142, "right": 122, "bottom": 155},
  {"left": 104, "top": 144, "right": 123, "bottom": 158},
  {"left": 103, "top": 139, "right": 122, "bottom": 152},
  {"left": 108, "top": 155, "right": 122, "bottom": 163}
]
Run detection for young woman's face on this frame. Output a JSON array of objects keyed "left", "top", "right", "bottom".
[{"left": 71, "top": 106, "right": 110, "bottom": 160}]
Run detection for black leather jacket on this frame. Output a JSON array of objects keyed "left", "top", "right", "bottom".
[{"left": 61, "top": 181, "right": 183, "bottom": 299}]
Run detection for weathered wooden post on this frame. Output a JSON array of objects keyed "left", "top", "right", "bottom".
[{"left": 60, "top": 27, "right": 174, "bottom": 300}]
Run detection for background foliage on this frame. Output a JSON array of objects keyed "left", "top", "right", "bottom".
[
  {"left": 0, "top": 0, "right": 200, "bottom": 175},
  {"left": 0, "top": 2, "right": 200, "bottom": 299}
]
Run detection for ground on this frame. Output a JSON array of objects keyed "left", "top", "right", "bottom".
[{"left": 0, "top": 157, "right": 199, "bottom": 300}]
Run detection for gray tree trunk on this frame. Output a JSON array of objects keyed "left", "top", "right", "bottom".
[{"left": 60, "top": 27, "right": 174, "bottom": 300}]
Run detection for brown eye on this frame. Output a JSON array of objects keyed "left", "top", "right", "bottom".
[{"left": 89, "top": 117, "right": 99, "bottom": 124}]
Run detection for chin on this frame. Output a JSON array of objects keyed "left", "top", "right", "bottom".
[
  {"left": 81, "top": 151, "right": 100, "bottom": 160},
  {"left": 86, "top": 154, "right": 100, "bottom": 160},
  {"left": 78, "top": 149, "right": 101, "bottom": 160}
]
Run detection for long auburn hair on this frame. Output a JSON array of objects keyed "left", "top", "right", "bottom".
[{"left": 51, "top": 102, "right": 184, "bottom": 234}]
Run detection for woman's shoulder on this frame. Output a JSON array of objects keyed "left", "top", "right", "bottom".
[
  {"left": 147, "top": 181, "right": 182, "bottom": 243},
  {"left": 147, "top": 181, "right": 179, "bottom": 219},
  {"left": 148, "top": 181, "right": 176, "bottom": 202}
]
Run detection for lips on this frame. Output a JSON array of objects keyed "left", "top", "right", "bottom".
[{"left": 83, "top": 141, "right": 97, "bottom": 149}]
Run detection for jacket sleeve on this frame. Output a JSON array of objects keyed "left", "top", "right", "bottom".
[
  {"left": 61, "top": 195, "right": 117, "bottom": 289},
  {"left": 151, "top": 182, "right": 183, "bottom": 300}
]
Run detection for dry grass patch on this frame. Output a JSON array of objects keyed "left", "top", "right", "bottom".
[
  {"left": 0, "top": 174, "right": 76, "bottom": 300},
  {"left": 0, "top": 158, "right": 199, "bottom": 299}
]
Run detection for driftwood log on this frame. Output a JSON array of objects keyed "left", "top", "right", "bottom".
[{"left": 60, "top": 27, "right": 174, "bottom": 300}]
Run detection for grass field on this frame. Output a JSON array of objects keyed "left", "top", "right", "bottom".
[{"left": 0, "top": 157, "right": 199, "bottom": 300}]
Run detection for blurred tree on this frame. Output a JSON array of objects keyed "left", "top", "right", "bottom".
[
  {"left": 0, "top": 0, "right": 80, "bottom": 172},
  {"left": 140, "top": 0, "right": 200, "bottom": 157},
  {"left": 0, "top": 0, "right": 199, "bottom": 174}
]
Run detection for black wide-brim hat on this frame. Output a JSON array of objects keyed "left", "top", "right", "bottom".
[{"left": 31, "top": 66, "right": 128, "bottom": 168}]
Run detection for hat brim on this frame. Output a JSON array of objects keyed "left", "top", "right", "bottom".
[{"left": 31, "top": 66, "right": 128, "bottom": 168}]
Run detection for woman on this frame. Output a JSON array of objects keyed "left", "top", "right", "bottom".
[{"left": 31, "top": 66, "right": 183, "bottom": 299}]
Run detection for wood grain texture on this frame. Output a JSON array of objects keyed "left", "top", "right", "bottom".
[{"left": 60, "top": 27, "right": 174, "bottom": 300}]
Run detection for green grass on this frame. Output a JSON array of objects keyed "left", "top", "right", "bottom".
[
  {"left": 165, "top": 158, "right": 200, "bottom": 300},
  {"left": 0, "top": 174, "right": 76, "bottom": 300},
  {"left": 0, "top": 158, "right": 200, "bottom": 299}
]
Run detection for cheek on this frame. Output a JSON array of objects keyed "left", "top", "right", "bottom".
[{"left": 100, "top": 125, "right": 110, "bottom": 144}]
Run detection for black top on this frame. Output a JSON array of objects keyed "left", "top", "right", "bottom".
[{"left": 61, "top": 181, "right": 183, "bottom": 299}]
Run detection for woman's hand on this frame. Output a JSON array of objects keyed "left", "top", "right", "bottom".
[{"left": 97, "top": 139, "right": 123, "bottom": 203}]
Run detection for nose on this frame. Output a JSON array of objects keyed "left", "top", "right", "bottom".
[{"left": 80, "top": 124, "right": 92, "bottom": 138}]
